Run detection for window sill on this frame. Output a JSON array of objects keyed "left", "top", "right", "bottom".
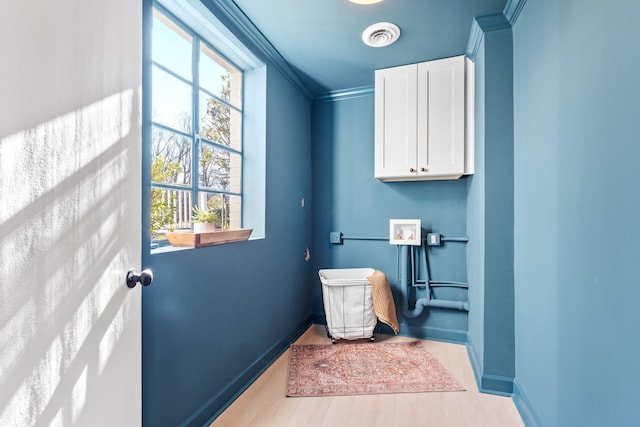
[
  {"left": 167, "top": 228, "right": 252, "bottom": 247},
  {"left": 150, "top": 228, "right": 253, "bottom": 255}
]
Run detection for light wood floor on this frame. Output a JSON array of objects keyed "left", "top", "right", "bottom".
[{"left": 210, "top": 325, "right": 524, "bottom": 427}]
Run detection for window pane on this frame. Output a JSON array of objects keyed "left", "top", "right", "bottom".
[
  {"left": 151, "top": 127, "right": 192, "bottom": 186},
  {"left": 199, "top": 144, "right": 241, "bottom": 193},
  {"left": 151, "top": 187, "right": 192, "bottom": 239},
  {"left": 199, "top": 93, "right": 242, "bottom": 151},
  {"left": 152, "top": 66, "right": 193, "bottom": 131},
  {"left": 196, "top": 193, "right": 242, "bottom": 230},
  {"left": 149, "top": 8, "right": 248, "bottom": 246},
  {"left": 152, "top": 10, "right": 192, "bottom": 80},
  {"left": 200, "top": 43, "right": 242, "bottom": 109}
]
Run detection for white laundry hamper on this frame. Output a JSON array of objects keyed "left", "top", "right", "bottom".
[{"left": 318, "top": 268, "right": 377, "bottom": 343}]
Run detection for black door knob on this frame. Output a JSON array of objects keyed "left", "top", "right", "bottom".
[{"left": 126, "top": 268, "right": 154, "bottom": 288}]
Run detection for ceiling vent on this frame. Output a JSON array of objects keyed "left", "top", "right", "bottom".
[{"left": 362, "top": 22, "right": 400, "bottom": 48}]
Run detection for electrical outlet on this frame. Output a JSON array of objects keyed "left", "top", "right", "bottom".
[
  {"left": 427, "top": 233, "right": 441, "bottom": 246},
  {"left": 329, "top": 232, "right": 343, "bottom": 244}
]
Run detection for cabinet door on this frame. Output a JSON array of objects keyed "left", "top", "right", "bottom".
[
  {"left": 374, "top": 64, "right": 418, "bottom": 180},
  {"left": 417, "top": 56, "right": 465, "bottom": 178}
]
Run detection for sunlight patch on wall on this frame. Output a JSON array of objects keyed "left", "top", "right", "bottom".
[
  {"left": 0, "top": 90, "right": 134, "bottom": 282},
  {"left": 0, "top": 89, "right": 137, "bottom": 426},
  {"left": 70, "top": 366, "right": 88, "bottom": 424}
]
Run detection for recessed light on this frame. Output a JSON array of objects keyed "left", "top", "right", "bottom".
[{"left": 350, "top": 0, "right": 384, "bottom": 4}]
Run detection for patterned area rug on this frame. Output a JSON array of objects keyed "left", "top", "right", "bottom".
[{"left": 286, "top": 341, "right": 465, "bottom": 397}]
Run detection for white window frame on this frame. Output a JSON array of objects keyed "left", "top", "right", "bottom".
[{"left": 148, "top": 0, "right": 266, "bottom": 249}]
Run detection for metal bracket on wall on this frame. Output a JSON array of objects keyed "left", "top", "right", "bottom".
[{"left": 329, "top": 232, "right": 343, "bottom": 244}]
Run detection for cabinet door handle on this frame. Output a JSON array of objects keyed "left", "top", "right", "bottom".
[
  {"left": 420, "top": 167, "right": 427, "bottom": 172},
  {"left": 409, "top": 168, "right": 415, "bottom": 173}
]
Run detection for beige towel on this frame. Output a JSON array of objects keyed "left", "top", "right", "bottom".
[{"left": 367, "top": 270, "right": 399, "bottom": 335}]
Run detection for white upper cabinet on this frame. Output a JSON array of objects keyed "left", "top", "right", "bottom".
[
  {"left": 374, "top": 64, "right": 418, "bottom": 180},
  {"left": 375, "top": 55, "right": 473, "bottom": 181}
]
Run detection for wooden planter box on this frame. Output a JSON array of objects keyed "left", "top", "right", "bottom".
[{"left": 167, "top": 229, "right": 252, "bottom": 248}]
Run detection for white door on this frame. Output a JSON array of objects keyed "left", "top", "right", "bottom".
[{"left": 1, "top": 1, "right": 142, "bottom": 426}]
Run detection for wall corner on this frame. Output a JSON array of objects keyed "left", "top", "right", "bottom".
[{"left": 503, "top": 0, "right": 528, "bottom": 27}]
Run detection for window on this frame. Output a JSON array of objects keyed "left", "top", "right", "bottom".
[{"left": 150, "top": 7, "right": 244, "bottom": 241}]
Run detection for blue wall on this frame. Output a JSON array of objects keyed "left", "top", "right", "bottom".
[
  {"left": 142, "top": 42, "right": 313, "bottom": 427},
  {"left": 466, "top": 15, "right": 516, "bottom": 396},
  {"left": 512, "top": 0, "right": 640, "bottom": 425},
  {"left": 466, "top": 34, "right": 487, "bottom": 386},
  {"left": 481, "top": 26, "right": 515, "bottom": 393},
  {"left": 311, "top": 93, "right": 470, "bottom": 342}
]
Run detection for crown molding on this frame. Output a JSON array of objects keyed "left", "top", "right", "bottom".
[
  {"left": 466, "top": 13, "right": 511, "bottom": 60},
  {"left": 466, "top": 19, "right": 484, "bottom": 60},
  {"left": 476, "top": 12, "right": 511, "bottom": 33},
  {"left": 202, "top": 0, "right": 313, "bottom": 100},
  {"left": 313, "top": 85, "right": 374, "bottom": 103},
  {"left": 504, "top": 0, "right": 528, "bottom": 27}
]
